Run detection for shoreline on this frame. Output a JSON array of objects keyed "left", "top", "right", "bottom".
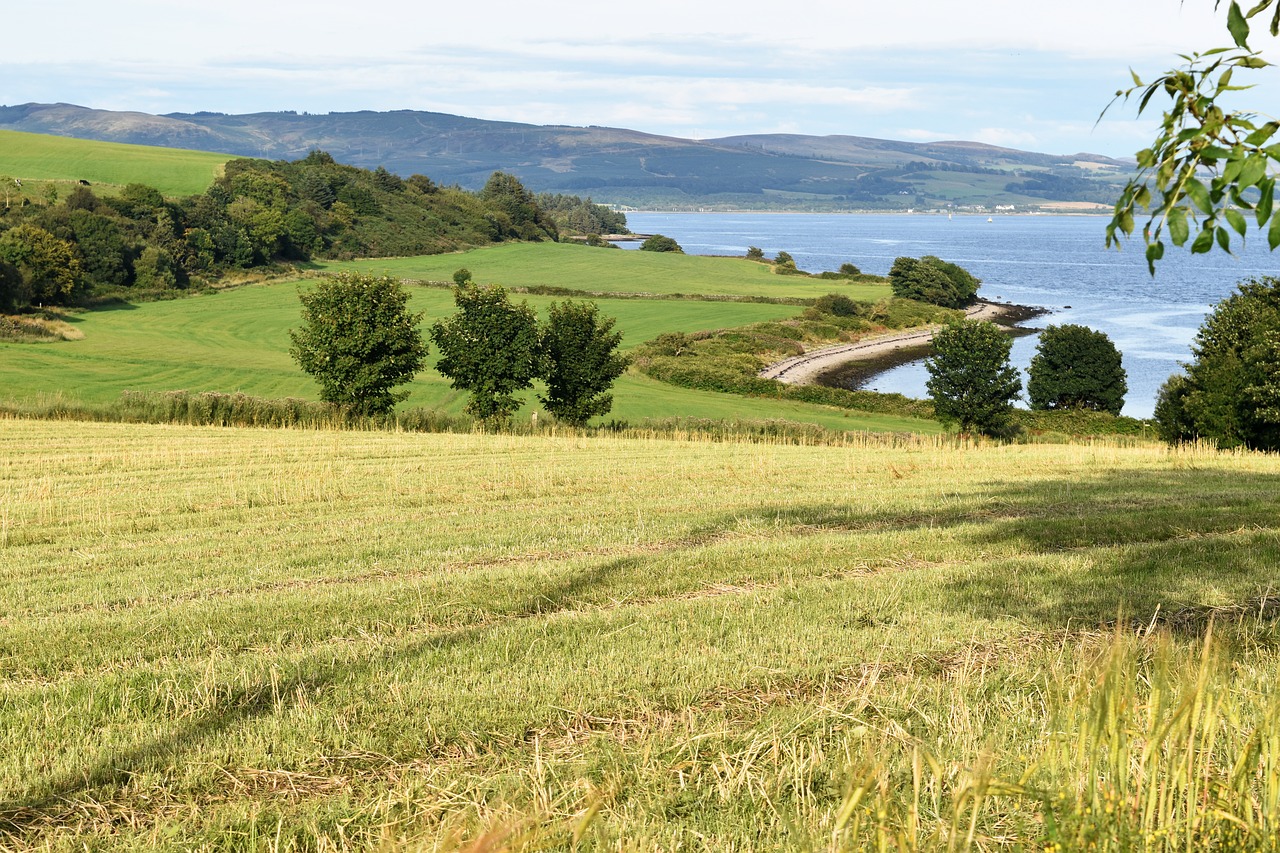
[{"left": 759, "top": 300, "right": 1046, "bottom": 387}]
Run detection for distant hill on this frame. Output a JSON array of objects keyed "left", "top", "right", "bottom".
[{"left": 0, "top": 102, "right": 1132, "bottom": 211}]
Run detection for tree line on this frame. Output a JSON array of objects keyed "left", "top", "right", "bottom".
[
  {"left": 0, "top": 157, "right": 623, "bottom": 313},
  {"left": 289, "top": 272, "right": 628, "bottom": 427}
]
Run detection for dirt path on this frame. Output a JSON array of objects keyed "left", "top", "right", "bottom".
[{"left": 759, "top": 301, "right": 1021, "bottom": 385}]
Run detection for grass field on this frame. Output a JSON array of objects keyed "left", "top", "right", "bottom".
[
  {"left": 2, "top": 419, "right": 1278, "bottom": 850},
  {"left": 315, "top": 243, "right": 893, "bottom": 301},
  {"left": 0, "top": 279, "right": 935, "bottom": 434},
  {"left": 0, "top": 129, "right": 230, "bottom": 198}
]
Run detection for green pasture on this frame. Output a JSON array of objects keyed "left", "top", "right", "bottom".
[
  {"left": 316, "top": 242, "right": 893, "bottom": 300},
  {"left": 2, "top": 421, "right": 1278, "bottom": 849},
  {"left": 0, "top": 280, "right": 933, "bottom": 433},
  {"left": 0, "top": 129, "right": 229, "bottom": 198}
]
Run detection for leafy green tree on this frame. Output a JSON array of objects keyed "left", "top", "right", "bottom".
[
  {"left": 481, "top": 172, "right": 556, "bottom": 241},
  {"left": 289, "top": 272, "right": 427, "bottom": 416},
  {"left": 773, "top": 250, "right": 794, "bottom": 266},
  {"left": 133, "top": 246, "right": 180, "bottom": 290},
  {"left": 1153, "top": 276, "right": 1280, "bottom": 449},
  {"left": 453, "top": 268, "right": 472, "bottom": 286},
  {"left": 640, "top": 234, "right": 683, "bottom": 253},
  {"left": 1106, "top": 0, "right": 1280, "bottom": 271},
  {"left": 431, "top": 284, "right": 542, "bottom": 423},
  {"left": 839, "top": 262, "right": 862, "bottom": 276},
  {"left": 0, "top": 224, "right": 84, "bottom": 305},
  {"left": 0, "top": 260, "right": 29, "bottom": 313},
  {"left": 1027, "top": 324, "right": 1128, "bottom": 415},
  {"left": 539, "top": 300, "right": 629, "bottom": 426},
  {"left": 925, "top": 319, "right": 1022, "bottom": 436},
  {"left": 889, "top": 256, "right": 979, "bottom": 308},
  {"left": 746, "top": 246, "right": 765, "bottom": 260}
]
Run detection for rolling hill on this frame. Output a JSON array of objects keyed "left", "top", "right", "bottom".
[{"left": 0, "top": 102, "right": 1131, "bottom": 211}]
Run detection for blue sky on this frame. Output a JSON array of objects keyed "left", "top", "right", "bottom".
[{"left": 4, "top": 0, "right": 1279, "bottom": 159}]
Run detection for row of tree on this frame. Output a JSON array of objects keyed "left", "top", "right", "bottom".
[
  {"left": 289, "top": 273, "right": 629, "bottom": 425},
  {"left": 926, "top": 321, "right": 1128, "bottom": 436}
]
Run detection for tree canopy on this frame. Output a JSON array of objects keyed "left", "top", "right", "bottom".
[
  {"left": 888, "top": 256, "right": 980, "bottom": 308},
  {"left": 1153, "top": 276, "right": 1280, "bottom": 449},
  {"left": 925, "top": 319, "right": 1021, "bottom": 436},
  {"left": 1027, "top": 324, "right": 1128, "bottom": 415},
  {"left": 430, "top": 284, "right": 543, "bottom": 424},
  {"left": 288, "top": 272, "right": 427, "bottom": 416},
  {"left": 539, "top": 300, "right": 629, "bottom": 426}
]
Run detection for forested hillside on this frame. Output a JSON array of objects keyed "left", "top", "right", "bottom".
[{"left": 0, "top": 149, "right": 620, "bottom": 312}]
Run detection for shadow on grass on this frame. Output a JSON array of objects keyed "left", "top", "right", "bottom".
[
  {"left": 688, "top": 464, "right": 1280, "bottom": 632},
  {"left": 0, "top": 556, "right": 644, "bottom": 836}
]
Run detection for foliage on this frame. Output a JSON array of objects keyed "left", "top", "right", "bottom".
[
  {"left": 288, "top": 272, "right": 427, "bottom": 416},
  {"left": 1152, "top": 275, "right": 1280, "bottom": 449},
  {"left": 639, "top": 234, "right": 683, "bottom": 253},
  {"left": 534, "top": 192, "right": 628, "bottom": 236},
  {"left": 888, "top": 255, "right": 980, "bottom": 308},
  {"left": 1106, "top": 0, "right": 1280, "bottom": 272},
  {"left": 431, "top": 283, "right": 543, "bottom": 423},
  {"left": 839, "top": 262, "right": 862, "bottom": 276},
  {"left": 538, "top": 300, "right": 630, "bottom": 425},
  {"left": 1027, "top": 324, "right": 1128, "bottom": 415},
  {"left": 452, "top": 268, "right": 472, "bottom": 286},
  {"left": 480, "top": 172, "right": 558, "bottom": 241},
  {"left": 745, "top": 245, "right": 765, "bottom": 260},
  {"left": 925, "top": 319, "right": 1022, "bottom": 436},
  {"left": 0, "top": 223, "right": 84, "bottom": 307},
  {"left": 773, "top": 250, "right": 794, "bottom": 267}
]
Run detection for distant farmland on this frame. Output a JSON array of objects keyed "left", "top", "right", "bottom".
[{"left": 0, "top": 129, "right": 230, "bottom": 197}]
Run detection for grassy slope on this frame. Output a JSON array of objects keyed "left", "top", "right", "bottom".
[
  {"left": 0, "top": 280, "right": 935, "bottom": 433},
  {"left": 2, "top": 420, "right": 1277, "bottom": 848},
  {"left": 0, "top": 129, "right": 230, "bottom": 197},
  {"left": 316, "top": 241, "right": 892, "bottom": 300}
]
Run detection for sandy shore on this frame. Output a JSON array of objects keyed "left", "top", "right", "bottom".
[{"left": 759, "top": 301, "right": 1037, "bottom": 386}]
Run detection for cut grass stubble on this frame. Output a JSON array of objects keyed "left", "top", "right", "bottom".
[{"left": 2, "top": 420, "right": 1279, "bottom": 849}]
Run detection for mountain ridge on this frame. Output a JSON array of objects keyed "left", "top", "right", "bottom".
[{"left": 0, "top": 102, "right": 1132, "bottom": 210}]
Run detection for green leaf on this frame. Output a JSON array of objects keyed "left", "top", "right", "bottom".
[
  {"left": 1258, "top": 179, "right": 1274, "bottom": 225},
  {"left": 1168, "top": 206, "right": 1191, "bottom": 245},
  {"left": 1239, "top": 153, "right": 1268, "bottom": 188},
  {"left": 1225, "top": 207, "right": 1248, "bottom": 236},
  {"left": 1217, "top": 225, "right": 1233, "bottom": 251},
  {"left": 1192, "top": 227, "right": 1216, "bottom": 254},
  {"left": 1269, "top": 209, "right": 1280, "bottom": 249},
  {"left": 1245, "top": 121, "right": 1280, "bottom": 146},
  {"left": 1185, "top": 178, "right": 1215, "bottom": 215},
  {"left": 1229, "top": 1, "right": 1252, "bottom": 48}
]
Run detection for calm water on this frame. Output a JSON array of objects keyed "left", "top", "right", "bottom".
[{"left": 623, "top": 212, "right": 1280, "bottom": 418}]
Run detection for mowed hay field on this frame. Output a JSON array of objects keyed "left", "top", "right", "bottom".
[
  {"left": 317, "top": 243, "right": 891, "bottom": 301},
  {"left": 0, "top": 130, "right": 230, "bottom": 198},
  {"left": 3, "top": 419, "right": 1279, "bottom": 850}
]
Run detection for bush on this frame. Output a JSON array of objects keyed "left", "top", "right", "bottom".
[
  {"left": 1027, "top": 324, "right": 1127, "bottom": 415},
  {"left": 639, "top": 234, "right": 683, "bottom": 253},
  {"left": 888, "top": 256, "right": 980, "bottom": 308}
]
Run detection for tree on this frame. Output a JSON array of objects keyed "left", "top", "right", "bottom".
[
  {"left": 480, "top": 172, "right": 556, "bottom": 242},
  {"left": 1152, "top": 276, "right": 1280, "bottom": 449},
  {"left": 0, "top": 224, "right": 84, "bottom": 305},
  {"left": 288, "top": 272, "right": 427, "bottom": 416},
  {"left": 640, "top": 234, "right": 683, "bottom": 253},
  {"left": 889, "top": 256, "right": 979, "bottom": 308},
  {"left": 431, "top": 284, "right": 542, "bottom": 424},
  {"left": 453, "top": 268, "right": 472, "bottom": 286},
  {"left": 925, "top": 319, "right": 1022, "bottom": 436},
  {"left": 0, "top": 260, "right": 29, "bottom": 313},
  {"left": 539, "top": 300, "right": 629, "bottom": 426},
  {"left": 1106, "top": 1, "right": 1280, "bottom": 272},
  {"left": 773, "top": 250, "right": 794, "bottom": 266},
  {"left": 746, "top": 246, "right": 765, "bottom": 261},
  {"left": 1027, "top": 324, "right": 1128, "bottom": 415}
]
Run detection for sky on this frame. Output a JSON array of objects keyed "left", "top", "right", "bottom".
[{"left": 4, "top": 1, "right": 1280, "bottom": 159}]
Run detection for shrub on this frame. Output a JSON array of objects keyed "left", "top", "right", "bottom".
[
  {"left": 639, "top": 234, "right": 683, "bottom": 253},
  {"left": 888, "top": 255, "right": 980, "bottom": 308},
  {"left": 925, "top": 319, "right": 1021, "bottom": 436}
]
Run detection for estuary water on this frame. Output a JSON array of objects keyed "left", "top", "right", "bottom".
[{"left": 623, "top": 212, "right": 1280, "bottom": 418}]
